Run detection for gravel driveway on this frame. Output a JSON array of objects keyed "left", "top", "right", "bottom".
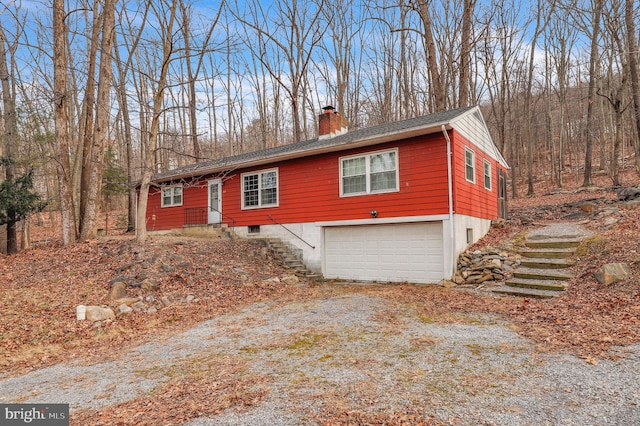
[{"left": 1, "top": 291, "right": 639, "bottom": 425}]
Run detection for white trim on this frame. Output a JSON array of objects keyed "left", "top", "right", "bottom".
[
  {"left": 339, "top": 148, "right": 399, "bottom": 197},
  {"left": 241, "top": 167, "right": 279, "bottom": 209},
  {"left": 483, "top": 159, "right": 493, "bottom": 191},
  {"left": 442, "top": 125, "right": 457, "bottom": 278},
  {"left": 161, "top": 184, "right": 183, "bottom": 208},
  {"left": 316, "top": 214, "right": 450, "bottom": 227},
  {"left": 207, "top": 179, "right": 222, "bottom": 224},
  {"left": 464, "top": 146, "right": 476, "bottom": 184}
]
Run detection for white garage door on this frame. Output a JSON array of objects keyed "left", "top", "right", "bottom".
[{"left": 324, "top": 222, "right": 444, "bottom": 283}]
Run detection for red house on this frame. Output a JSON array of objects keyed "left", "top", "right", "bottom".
[{"left": 141, "top": 105, "right": 508, "bottom": 284}]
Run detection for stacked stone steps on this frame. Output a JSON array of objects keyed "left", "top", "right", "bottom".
[
  {"left": 265, "top": 239, "right": 322, "bottom": 280},
  {"left": 519, "top": 247, "right": 576, "bottom": 259},
  {"left": 519, "top": 258, "right": 575, "bottom": 269},
  {"left": 492, "top": 233, "right": 583, "bottom": 299}
]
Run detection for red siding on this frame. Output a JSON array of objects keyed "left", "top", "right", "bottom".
[
  {"left": 145, "top": 134, "right": 453, "bottom": 230},
  {"left": 146, "top": 183, "right": 209, "bottom": 231},
  {"left": 450, "top": 130, "right": 502, "bottom": 220}
]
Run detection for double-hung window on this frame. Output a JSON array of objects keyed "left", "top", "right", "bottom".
[
  {"left": 483, "top": 160, "right": 492, "bottom": 191},
  {"left": 242, "top": 168, "right": 278, "bottom": 209},
  {"left": 465, "top": 147, "right": 476, "bottom": 183},
  {"left": 161, "top": 185, "right": 183, "bottom": 207},
  {"left": 341, "top": 149, "right": 398, "bottom": 196}
]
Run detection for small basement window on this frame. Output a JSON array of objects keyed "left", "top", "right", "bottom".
[
  {"left": 248, "top": 225, "right": 261, "bottom": 234},
  {"left": 466, "top": 228, "right": 474, "bottom": 244}
]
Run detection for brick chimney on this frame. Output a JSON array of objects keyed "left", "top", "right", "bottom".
[{"left": 318, "top": 106, "right": 348, "bottom": 139}]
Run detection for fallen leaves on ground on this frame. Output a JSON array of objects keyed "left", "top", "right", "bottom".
[
  {"left": 71, "top": 358, "right": 268, "bottom": 426},
  {"left": 3, "top": 172, "right": 640, "bottom": 425},
  {"left": 0, "top": 235, "right": 291, "bottom": 376}
]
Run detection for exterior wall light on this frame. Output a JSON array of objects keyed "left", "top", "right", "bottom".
[{"left": 370, "top": 210, "right": 378, "bottom": 218}]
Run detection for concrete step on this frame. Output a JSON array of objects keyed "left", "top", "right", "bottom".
[
  {"left": 491, "top": 285, "right": 559, "bottom": 299},
  {"left": 506, "top": 278, "right": 568, "bottom": 292},
  {"left": 519, "top": 248, "right": 576, "bottom": 259},
  {"left": 525, "top": 239, "right": 582, "bottom": 249},
  {"left": 520, "top": 258, "right": 575, "bottom": 269},
  {"left": 513, "top": 267, "right": 574, "bottom": 281}
]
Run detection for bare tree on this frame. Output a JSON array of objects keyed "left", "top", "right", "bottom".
[
  {"left": 79, "top": 0, "right": 116, "bottom": 240},
  {"left": 53, "top": 0, "right": 77, "bottom": 245},
  {"left": 233, "top": 0, "right": 327, "bottom": 142},
  {"left": 458, "top": 0, "right": 477, "bottom": 107},
  {"left": 179, "top": 0, "right": 224, "bottom": 162},
  {"left": 136, "top": 0, "right": 179, "bottom": 244},
  {"left": 0, "top": 22, "right": 19, "bottom": 253},
  {"left": 625, "top": 0, "right": 640, "bottom": 172},
  {"left": 415, "top": 0, "right": 446, "bottom": 112},
  {"left": 583, "top": 0, "right": 604, "bottom": 187}
]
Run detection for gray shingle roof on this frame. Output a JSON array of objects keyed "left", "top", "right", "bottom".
[{"left": 151, "top": 105, "right": 478, "bottom": 183}]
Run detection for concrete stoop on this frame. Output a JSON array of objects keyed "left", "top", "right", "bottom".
[
  {"left": 492, "top": 227, "right": 588, "bottom": 299},
  {"left": 182, "top": 224, "right": 234, "bottom": 240}
]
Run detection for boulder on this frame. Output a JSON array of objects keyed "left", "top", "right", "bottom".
[
  {"left": 141, "top": 279, "right": 159, "bottom": 291},
  {"left": 595, "top": 263, "right": 631, "bottom": 285},
  {"left": 282, "top": 275, "right": 300, "bottom": 285},
  {"left": 622, "top": 199, "right": 640, "bottom": 209},
  {"left": 132, "top": 301, "right": 145, "bottom": 311},
  {"left": 580, "top": 202, "right": 596, "bottom": 213},
  {"left": 85, "top": 306, "right": 115, "bottom": 322},
  {"left": 618, "top": 187, "right": 640, "bottom": 201},
  {"left": 112, "top": 297, "right": 141, "bottom": 306},
  {"left": 109, "top": 275, "right": 130, "bottom": 286},
  {"left": 106, "top": 281, "right": 128, "bottom": 301},
  {"left": 116, "top": 304, "right": 133, "bottom": 316}
]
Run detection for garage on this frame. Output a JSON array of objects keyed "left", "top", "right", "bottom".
[{"left": 323, "top": 222, "right": 444, "bottom": 283}]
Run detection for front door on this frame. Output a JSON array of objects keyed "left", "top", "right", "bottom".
[
  {"left": 498, "top": 169, "right": 508, "bottom": 220},
  {"left": 208, "top": 180, "right": 222, "bottom": 224}
]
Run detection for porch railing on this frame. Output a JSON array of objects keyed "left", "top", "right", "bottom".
[
  {"left": 184, "top": 207, "right": 237, "bottom": 228},
  {"left": 184, "top": 208, "right": 208, "bottom": 226}
]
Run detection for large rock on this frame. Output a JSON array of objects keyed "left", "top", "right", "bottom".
[
  {"left": 141, "top": 279, "right": 159, "bottom": 291},
  {"left": 107, "top": 281, "right": 128, "bottom": 301},
  {"left": 281, "top": 275, "right": 300, "bottom": 285},
  {"left": 116, "top": 304, "right": 133, "bottom": 316},
  {"left": 85, "top": 306, "right": 116, "bottom": 322},
  {"left": 618, "top": 187, "right": 640, "bottom": 201},
  {"left": 595, "top": 263, "right": 631, "bottom": 285}
]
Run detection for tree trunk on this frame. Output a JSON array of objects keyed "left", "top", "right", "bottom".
[
  {"left": 583, "top": 0, "right": 602, "bottom": 187},
  {"left": 458, "top": 0, "right": 475, "bottom": 108},
  {"left": 0, "top": 24, "right": 18, "bottom": 253},
  {"left": 625, "top": 0, "right": 640, "bottom": 173},
  {"left": 136, "top": 0, "right": 178, "bottom": 244},
  {"left": 78, "top": 0, "right": 101, "bottom": 235},
  {"left": 79, "top": 0, "right": 116, "bottom": 240},
  {"left": 417, "top": 0, "right": 446, "bottom": 112},
  {"left": 53, "top": 0, "right": 77, "bottom": 245}
]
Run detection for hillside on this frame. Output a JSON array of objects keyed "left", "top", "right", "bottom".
[{"left": 1, "top": 168, "right": 639, "bottom": 378}]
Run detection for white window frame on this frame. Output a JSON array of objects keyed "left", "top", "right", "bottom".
[
  {"left": 339, "top": 148, "right": 399, "bottom": 197},
  {"left": 241, "top": 168, "right": 279, "bottom": 209},
  {"left": 464, "top": 147, "right": 476, "bottom": 184},
  {"left": 161, "top": 184, "right": 183, "bottom": 208},
  {"left": 483, "top": 159, "right": 492, "bottom": 191}
]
